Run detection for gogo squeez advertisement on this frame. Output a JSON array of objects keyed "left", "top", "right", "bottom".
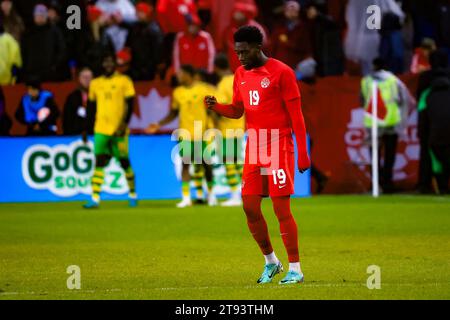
[{"left": 22, "top": 140, "right": 128, "bottom": 198}]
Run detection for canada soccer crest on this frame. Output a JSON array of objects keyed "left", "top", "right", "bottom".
[{"left": 261, "top": 77, "right": 270, "bottom": 88}]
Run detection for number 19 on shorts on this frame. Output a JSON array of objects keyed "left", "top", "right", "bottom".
[{"left": 272, "top": 169, "right": 286, "bottom": 185}]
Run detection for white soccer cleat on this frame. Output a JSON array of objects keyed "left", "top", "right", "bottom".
[
  {"left": 176, "top": 197, "right": 192, "bottom": 208},
  {"left": 221, "top": 192, "right": 242, "bottom": 207},
  {"left": 207, "top": 193, "right": 218, "bottom": 207}
]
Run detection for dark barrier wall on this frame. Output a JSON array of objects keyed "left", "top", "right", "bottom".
[{"left": 2, "top": 75, "right": 419, "bottom": 194}]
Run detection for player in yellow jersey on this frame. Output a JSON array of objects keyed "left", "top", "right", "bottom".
[
  {"left": 146, "top": 65, "right": 217, "bottom": 208},
  {"left": 190, "top": 69, "right": 217, "bottom": 204},
  {"left": 83, "top": 53, "right": 137, "bottom": 209},
  {"left": 214, "top": 54, "right": 246, "bottom": 206}
]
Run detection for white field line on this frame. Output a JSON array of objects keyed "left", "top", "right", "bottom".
[{"left": 1, "top": 282, "right": 448, "bottom": 296}]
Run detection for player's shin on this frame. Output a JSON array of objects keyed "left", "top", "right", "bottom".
[
  {"left": 125, "top": 167, "right": 136, "bottom": 198},
  {"left": 91, "top": 167, "right": 104, "bottom": 203},
  {"left": 243, "top": 196, "right": 274, "bottom": 256},
  {"left": 203, "top": 163, "right": 217, "bottom": 206},
  {"left": 192, "top": 165, "right": 205, "bottom": 201},
  {"left": 177, "top": 164, "right": 192, "bottom": 208},
  {"left": 225, "top": 164, "right": 239, "bottom": 192},
  {"left": 272, "top": 196, "right": 301, "bottom": 272},
  {"left": 235, "top": 164, "right": 244, "bottom": 180}
]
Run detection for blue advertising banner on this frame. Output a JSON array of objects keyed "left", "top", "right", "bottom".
[{"left": 0, "top": 136, "right": 310, "bottom": 203}]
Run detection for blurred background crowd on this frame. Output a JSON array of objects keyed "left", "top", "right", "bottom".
[
  {"left": 1, "top": 0, "right": 449, "bottom": 86},
  {"left": 1, "top": 0, "right": 450, "bottom": 194}
]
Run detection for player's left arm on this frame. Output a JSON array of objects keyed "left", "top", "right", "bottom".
[{"left": 281, "top": 69, "right": 311, "bottom": 173}]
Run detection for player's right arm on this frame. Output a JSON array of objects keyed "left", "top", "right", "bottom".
[
  {"left": 145, "top": 89, "right": 180, "bottom": 134},
  {"left": 205, "top": 73, "right": 244, "bottom": 119}
]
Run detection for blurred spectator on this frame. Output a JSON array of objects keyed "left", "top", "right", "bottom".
[
  {"left": 270, "top": 1, "right": 312, "bottom": 70},
  {"left": 47, "top": 0, "right": 62, "bottom": 27},
  {"left": 173, "top": 15, "right": 216, "bottom": 73},
  {"left": 0, "top": 87, "right": 12, "bottom": 136},
  {"left": 401, "top": 2, "right": 415, "bottom": 72},
  {"left": 15, "top": 79, "right": 59, "bottom": 136},
  {"left": 46, "top": 0, "right": 78, "bottom": 79},
  {"left": 345, "top": 0, "right": 404, "bottom": 75},
  {"left": 0, "top": 22, "right": 22, "bottom": 85},
  {"left": 156, "top": 0, "right": 197, "bottom": 34},
  {"left": 417, "top": 49, "right": 450, "bottom": 102},
  {"left": 418, "top": 58, "right": 450, "bottom": 194},
  {"left": 379, "top": 12, "right": 405, "bottom": 74},
  {"left": 63, "top": 68, "right": 94, "bottom": 136},
  {"left": 125, "top": 2, "right": 163, "bottom": 81},
  {"left": 408, "top": 0, "right": 439, "bottom": 48},
  {"left": 0, "top": 0, "right": 25, "bottom": 41},
  {"left": 253, "top": 0, "right": 285, "bottom": 31},
  {"left": 116, "top": 47, "right": 132, "bottom": 75},
  {"left": 104, "top": 10, "right": 129, "bottom": 53},
  {"left": 20, "top": 4, "right": 67, "bottom": 82},
  {"left": 157, "top": 0, "right": 198, "bottom": 77},
  {"left": 416, "top": 49, "right": 450, "bottom": 193},
  {"left": 360, "top": 58, "right": 408, "bottom": 193},
  {"left": 79, "top": 5, "right": 115, "bottom": 77},
  {"left": 410, "top": 38, "right": 436, "bottom": 74},
  {"left": 197, "top": 0, "right": 212, "bottom": 29},
  {"left": 326, "top": 0, "right": 347, "bottom": 31},
  {"left": 96, "top": 0, "right": 137, "bottom": 23},
  {"left": 305, "top": 1, "right": 345, "bottom": 76},
  {"left": 221, "top": 1, "right": 268, "bottom": 71}
]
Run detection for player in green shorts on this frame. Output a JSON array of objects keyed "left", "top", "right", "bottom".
[{"left": 83, "top": 54, "right": 137, "bottom": 209}]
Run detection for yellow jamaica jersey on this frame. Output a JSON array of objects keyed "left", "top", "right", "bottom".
[
  {"left": 172, "top": 81, "right": 215, "bottom": 141},
  {"left": 216, "top": 74, "right": 245, "bottom": 138},
  {"left": 88, "top": 72, "right": 136, "bottom": 135}
]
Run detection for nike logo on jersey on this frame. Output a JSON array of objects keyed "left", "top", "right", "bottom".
[
  {"left": 241, "top": 82, "right": 246, "bottom": 85},
  {"left": 278, "top": 185, "right": 287, "bottom": 189}
]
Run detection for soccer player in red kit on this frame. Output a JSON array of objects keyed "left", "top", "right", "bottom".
[{"left": 205, "top": 26, "right": 310, "bottom": 284}]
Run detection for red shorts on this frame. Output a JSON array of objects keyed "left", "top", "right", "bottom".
[{"left": 241, "top": 149, "right": 295, "bottom": 197}]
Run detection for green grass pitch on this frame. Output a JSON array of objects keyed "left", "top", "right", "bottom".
[{"left": 0, "top": 195, "right": 449, "bottom": 300}]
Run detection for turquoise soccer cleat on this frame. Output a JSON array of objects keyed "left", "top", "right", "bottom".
[
  {"left": 279, "top": 271, "right": 304, "bottom": 285},
  {"left": 257, "top": 262, "right": 283, "bottom": 284},
  {"left": 83, "top": 199, "right": 99, "bottom": 209}
]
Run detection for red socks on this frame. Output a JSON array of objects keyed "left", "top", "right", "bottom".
[
  {"left": 242, "top": 196, "right": 273, "bottom": 255},
  {"left": 271, "top": 196, "right": 299, "bottom": 263},
  {"left": 242, "top": 195, "right": 300, "bottom": 263}
]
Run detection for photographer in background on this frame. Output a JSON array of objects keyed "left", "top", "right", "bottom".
[{"left": 15, "top": 79, "right": 59, "bottom": 136}]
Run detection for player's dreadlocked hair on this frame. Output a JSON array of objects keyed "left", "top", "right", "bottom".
[{"left": 233, "top": 25, "right": 263, "bottom": 45}]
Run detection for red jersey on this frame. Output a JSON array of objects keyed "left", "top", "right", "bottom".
[
  {"left": 233, "top": 58, "right": 300, "bottom": 144},
  {"left": 210, "top": 57, "right": 309, "bottom": 172},
  {"left": 173, "top": 31, "right": 216, "bottom": 73}
]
